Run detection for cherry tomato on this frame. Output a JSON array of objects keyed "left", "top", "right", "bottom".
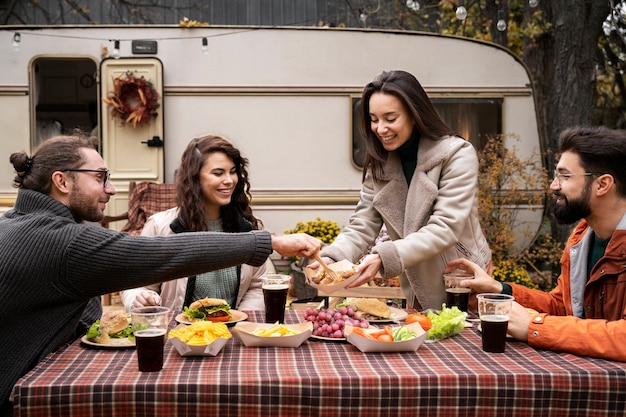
[
  {"left": 406, "top": 313, "right": 432, "bottom": 331},
  {"left": 376, "top": 334, "right": 394, "bottom": 342}
]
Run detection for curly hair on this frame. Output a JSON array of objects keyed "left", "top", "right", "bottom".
[
  {"left": 360, "top": 70, "right": 458, "bottom": 182},
  {"left": 10, "top": 133, "right": 97, "bottom": 193},
  {"left": 175, "top": 135, "right": 261, "bottom": 232}
]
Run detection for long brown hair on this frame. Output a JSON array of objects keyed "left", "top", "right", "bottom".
[
  {"left": 175, "top": 135, "right": 261, "bottom": 232},
  {"left": 360, "top": 70, "right": 458, "bottom": 182}
]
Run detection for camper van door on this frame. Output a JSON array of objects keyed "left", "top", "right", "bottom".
[{"left": 100, "top": 57, "right": 164, "bottom": 221}]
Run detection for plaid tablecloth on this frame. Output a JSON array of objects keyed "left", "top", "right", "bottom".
[{"left": 12, "top": 310, "right": 626, "bottom": 417}]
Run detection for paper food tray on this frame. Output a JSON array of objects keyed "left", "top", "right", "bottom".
[
  {"left": 232, "top": 322, "right": 313, "bottom": 348},
  {"left": 303, "top": 259, "right": 360, "bottom": 295}
]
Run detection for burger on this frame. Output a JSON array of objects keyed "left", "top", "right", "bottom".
[
  {"left": 86, "top": 310, "right": 134, "bottom": 344},
  {"left": 183, "top": 298, "right": 232, "bottom": 322},
  {"left": 346, "top": 297, "right": 391, "bottom": 320}
]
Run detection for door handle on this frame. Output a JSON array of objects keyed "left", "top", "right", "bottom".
[{"left": 141, "top": 136, "right": 164, "bottom": 147}]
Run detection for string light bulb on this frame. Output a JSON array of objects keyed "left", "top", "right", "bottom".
[
  {"left": 496, "top": 9, "right": 507, "bottom": 31},
  {"left": 359, "top": 9, "right": 367, "bottom": 24},
  {"left": 111, "top": 40, "right": 120, "bottom": 59},
  {"left": 12, "top": 32, "right": 21, "bottom": 52},
  {"left": 456, "top": 1, "right": 468, "bottom": 20},
  {"left": 406, "top": 0, "right": 420, "bottom": 11},
  {"left": 528, "top": 0, "right": 538, "bottom": 7},
  {"left": 201, "top": 37, "right": 209, "bottom": 54}
]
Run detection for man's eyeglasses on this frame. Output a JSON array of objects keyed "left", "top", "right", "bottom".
[
  {"left": 553, "top": 170, "right": 605, "bottom": 185},
  {"left": 62, "top": 169, "right": 111, "bottom": 188}
]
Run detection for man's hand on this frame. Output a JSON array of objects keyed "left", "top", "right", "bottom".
[
  {"left": 445, "top": 258, "right": 503, "bottom": 294},
  {"left": 507, "top": 302, "right": 532, "bottom": 342},
  {"left": 272, "top": 233, "right": 323, "bottom": 258}
]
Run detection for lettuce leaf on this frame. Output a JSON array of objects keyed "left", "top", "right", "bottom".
[
  {"left": 85, "top": 320, "right": 101, "bottom": 341},
  {"left": 426, "top": 305, "right": 467, "bottom": 341}
]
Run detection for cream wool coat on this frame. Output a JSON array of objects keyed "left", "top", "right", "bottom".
[
  {"left": 121, "top": 207, "right": 269, "bottom": 313},
  {"left": 322, "top": 136, "right": 491, "bottom": 310}
]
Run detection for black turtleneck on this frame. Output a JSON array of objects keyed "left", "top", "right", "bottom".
[{"left": 398, "top": 130, "right": 421, "bottom": 184}]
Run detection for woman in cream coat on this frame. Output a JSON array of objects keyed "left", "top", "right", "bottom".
[
  {"left": 320, "top": 70, "right": 491, "bottom": 310},
  {"left": 122, "top": 135, "right": 268, "bottom": 313}
]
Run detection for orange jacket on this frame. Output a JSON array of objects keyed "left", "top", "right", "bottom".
[{"left": 509, "top": 218, "right": 626, "bottom": 361}]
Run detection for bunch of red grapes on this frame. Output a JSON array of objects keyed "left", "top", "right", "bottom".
[{"left": 303, "top": 306, "right": 370, "bottom": 339}]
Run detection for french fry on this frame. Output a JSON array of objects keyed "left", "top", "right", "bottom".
[
  {"left": 169, "top": 321, "right": 232, "bottom": 345},
  {"left": 251, "top": 322, "right": 302, "bottom": 337}
]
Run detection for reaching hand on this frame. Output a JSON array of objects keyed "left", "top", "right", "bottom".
[
  {"left": 272, "top": 233, "right": 323, "bottom": 258},
  {"left": 444, "top": 258, "right": 503, "bottom": 294}
]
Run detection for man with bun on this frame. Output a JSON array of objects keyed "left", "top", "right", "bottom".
[{"left": 0, "top": 134, "right": 322, "bottom": 416}]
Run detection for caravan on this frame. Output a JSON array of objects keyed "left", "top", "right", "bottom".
[{"left": 0, "top": 26, "right": 543, "bottom": 249}]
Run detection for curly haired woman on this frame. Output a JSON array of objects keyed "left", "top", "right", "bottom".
[{"left": 122, "top": 135, "right": 270, "bottom": 312}]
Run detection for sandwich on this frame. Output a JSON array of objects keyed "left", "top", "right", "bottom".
[
  {"left": 86, "top": 310, "right": 134, "bottom": 344},
  {"left": 345, "top": 297, "right": 391, "bottom": 320},
  {"left": 183, "top": 298, "right": 232, "bottom": 322}
]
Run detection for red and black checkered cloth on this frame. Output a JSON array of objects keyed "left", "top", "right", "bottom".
[{"left": 12, "top": 311, "right": 626, "bottom": 417}]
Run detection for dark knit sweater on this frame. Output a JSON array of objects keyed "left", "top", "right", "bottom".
[{"left": 0, "top": 189, "right": 272, "bottom": 411}]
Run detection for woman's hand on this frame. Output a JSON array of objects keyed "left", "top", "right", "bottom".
[
  {"left": 131, "top": 290, "right": 161, "bottom": 309},
  {"left": 445, "top": 258, "right": 503, "bottom": 294},
  {"left": 346, "top": 253, "right": 382, "bottom": 288}
]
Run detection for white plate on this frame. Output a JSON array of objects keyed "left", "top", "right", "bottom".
[
  {"left": 175, "top": 310, "right": 248, "bottom": 326},
  {"left": 310, "top": 334, "right": 347, "bottom": 342},
  {"left": 232, "top": 322, "right": 312, "bottom": 348},
  {"left": 368, "top": 307, "right": 408, "bottom": 323},
  {"left": 81, "top": 335, "right": 135, "bottom": 349}
]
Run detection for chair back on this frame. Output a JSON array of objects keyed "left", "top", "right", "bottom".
[{"left": 120, "top": 181, "right": 177, "bottom": 235}]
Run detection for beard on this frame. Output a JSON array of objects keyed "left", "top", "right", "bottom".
[
  {"left": 552, "top": 184, "right": 592, "bottom": 224},
  {"left": 68, "top": 186, "right": 105, "bottom": 223}
]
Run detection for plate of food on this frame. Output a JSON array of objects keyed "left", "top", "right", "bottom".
[
  {"left": 344, "top": 297, "right": 408, "bottom": 323},
  {"left": 232, "top": 322, "right": 313, "bottom": 348},
  {"left": 345, "top": 322, "right": 427, "bottom": 353},
  {"left": 168, "top": 322, "right": 232, "bottom": 356},
  {"left": 175, "top": 298, "right": 248, "bottom": 326},
  {"left": 303, "top": 259, "right": 360, "bottom": 294},
  {"left": 301, "top": 303, "right": 372, "bottom": 341},
  {"left": 81, "top": 310, "right": 135, "bottom": 349}
]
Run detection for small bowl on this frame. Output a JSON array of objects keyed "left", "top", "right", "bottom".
[
  {"left": 232, "top": 322, "right": 313, "bottom": 348},
  {"left": 168, "top": 324, "right": 230, "bottom": 357},
  {"left": 344, "top": 322, "right": 427, "bottom": 353}
]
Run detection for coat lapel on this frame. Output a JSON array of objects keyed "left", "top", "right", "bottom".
[{"left": 374, "top": 137, "right": 449, "bottom": 238}]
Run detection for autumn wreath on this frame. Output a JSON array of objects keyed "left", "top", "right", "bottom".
[{"left": 102, "top": 71, "right": 160, "bottom": 128}]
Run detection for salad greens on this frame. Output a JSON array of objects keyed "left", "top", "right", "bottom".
[{"left": 426, "top": 305, "right": 467, "bottom": 341}]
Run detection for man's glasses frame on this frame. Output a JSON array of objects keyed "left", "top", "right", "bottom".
[
  {"left": 552, "top": 170, "right": 608, "bottom": 185},
  {"left": 62, "top": 169, "right": 111, "bottom": 188}
]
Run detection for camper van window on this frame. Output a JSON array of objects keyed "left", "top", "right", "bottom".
[
  {"left": 31, "top": 57, "right": 98, "bottom": 148},
  {"left": 351, "top": 97, "right": 502, "bottom": 169}
]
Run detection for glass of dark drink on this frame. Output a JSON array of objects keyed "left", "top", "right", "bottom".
[
  {"left": 476, "top": 293, "right": 514, "bottom": 353},
  {"left": 443, "top": 270, "right": 474, "bottom": 312},
  {"left": 130, "top": 306, "right": 171, "bottom": 372},
  {"left": 261, "top": 274, "right": 291, "bottom": 323}
]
